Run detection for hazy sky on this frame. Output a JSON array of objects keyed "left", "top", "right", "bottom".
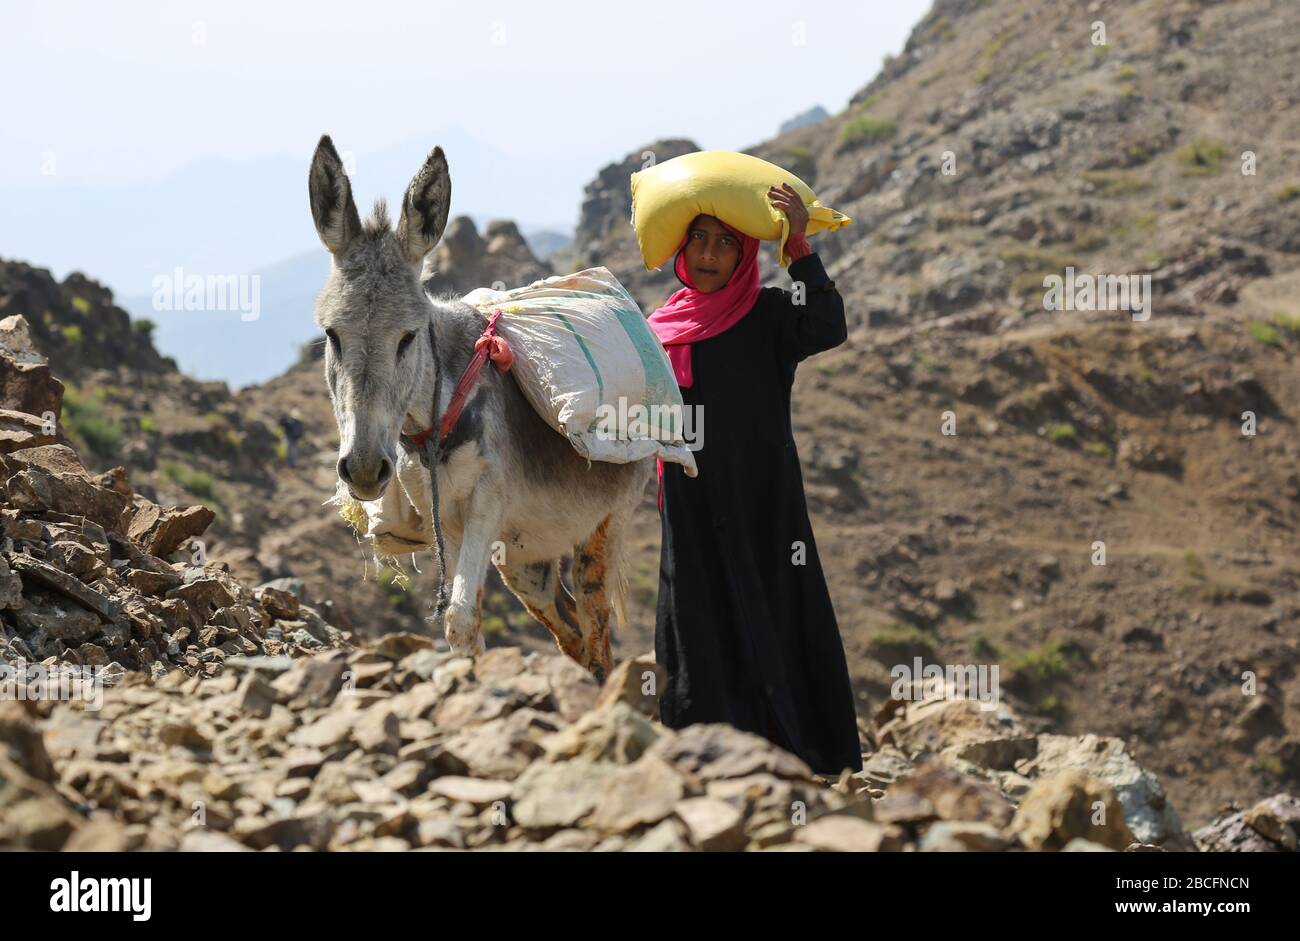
[
  {"left": 0, "top": 1, "right": 931, "bottom": 386},
  {"left": 2, "top": 1, "right": 926, "bottom": 194},
  {"left": 0, "top": 0, "right": 930, "bottom": 306}
]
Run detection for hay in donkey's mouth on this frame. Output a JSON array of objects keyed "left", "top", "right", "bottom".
[{"left": 324, "top": 480, "right": 413, "bottom": 588}]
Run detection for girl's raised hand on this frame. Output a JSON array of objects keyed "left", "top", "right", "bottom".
[{"left": 767, "top": 182, "right": 809, "bottom": 237}]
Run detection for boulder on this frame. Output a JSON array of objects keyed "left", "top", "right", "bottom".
[
  {"left": 1023, "top": 734, "right": 1191, "bottom": 850},
  {"left": 127, "top": 502, "right": 215, "bottom": 557},
  {"left": 1011, "top": 769, "right": 1137, "bottom": 851},
  {"left": 511, "top": 760, "right": 618, "bottom": 829},
  {"left": 647, "top": 722, "right": 815, "bottom": 782},
  {"left": 792, "top": 815, "right": 906, "bottom": 852},
  {"left": 0, "top": 409, "right": 57, "bottom": 454}
]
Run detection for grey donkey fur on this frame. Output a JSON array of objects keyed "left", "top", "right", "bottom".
[{"left": 308, "top": 135, "right": 653, "bottom": 682}]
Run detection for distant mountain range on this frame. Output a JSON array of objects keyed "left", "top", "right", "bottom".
[
  {"left": 0, "top": 127, "right": 582, "bottom": 292},
  {"left": 779, "top": 105, "right": 830, "bottom": 135},
  {"left": 2, "top": 126, "right": 582, "bottom": 388}
]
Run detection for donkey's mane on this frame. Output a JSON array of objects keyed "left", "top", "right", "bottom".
[
  {"left": 422, "top": 288, "right": 486, "bottom": 324},
  {"left": 418, "top": 292, "right": 492, "bottom": 364},
  {"left": 363, "top": 198, "right": 392, "bottom": 238}
]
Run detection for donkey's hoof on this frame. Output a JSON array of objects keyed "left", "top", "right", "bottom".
[
  {"left": 447, "top": 633, "right": 485, "bottom": 658},
  {"left": 447, "top": 635, "right": 484, "bottom": 658},
  {"left": 445, "top": 604, "right": 484, "bottom": 657}
]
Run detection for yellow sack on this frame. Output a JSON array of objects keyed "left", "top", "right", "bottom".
[{"left": 629, "top": 150, "right": 852, "bottom": 270}]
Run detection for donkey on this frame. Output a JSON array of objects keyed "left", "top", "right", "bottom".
[{"left": 307, "top": 135, "right": 653, "bottom": 683}]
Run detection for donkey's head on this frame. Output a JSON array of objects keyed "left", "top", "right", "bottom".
[{"left": 308, "top": 135, "right": 450, "bottom": 501}]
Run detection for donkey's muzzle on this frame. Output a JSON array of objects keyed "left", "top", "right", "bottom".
[{"left": 338, "top": 453, "right": 392, "bottom": 500}]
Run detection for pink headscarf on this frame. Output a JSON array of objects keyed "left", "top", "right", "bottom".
[
  {"left": 647, "top": 217, "right": 761, "bottom": 512},
  {"left": 647, "top": 218, "right": 762, "bottom": 389}
]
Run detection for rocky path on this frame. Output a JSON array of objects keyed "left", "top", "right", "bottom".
[{"left": 6, "top": 631, "right": 1297, "bottom": 851}]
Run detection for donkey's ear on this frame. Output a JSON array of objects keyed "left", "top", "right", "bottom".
[
  {"left": 396, "top": 145, "right": 451, "bottom": 267},
  {"left": 308, "top": 135, "right": 361, "bottom": 258}
]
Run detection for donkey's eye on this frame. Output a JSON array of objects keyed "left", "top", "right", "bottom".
[
  {"left": 325, "top": 329, "right": 341, "bottom": 355},
  {"left": 397, "top": 332, "right": 415, "bottom": 359}
]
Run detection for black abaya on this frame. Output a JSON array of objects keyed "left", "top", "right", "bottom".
[{"left": 654, "top": 250, "right": 863, "bottom": 776}]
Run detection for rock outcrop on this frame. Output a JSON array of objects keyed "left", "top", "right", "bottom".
[{"left": 420, "top": 216, "right": 553, "bottom": 298}]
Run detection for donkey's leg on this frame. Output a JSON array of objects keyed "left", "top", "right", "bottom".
[
  {"left": 495, "top": 557, "right": 585, "bottom": 663},
  {"left": 443, "top": 483, "right": 504, "bottom": 657},
  {"left": 572, "top": 512, "right": 619, "bottom": 684}
]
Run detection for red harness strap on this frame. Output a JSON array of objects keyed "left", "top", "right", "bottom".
[{"left": 407, "top": 308, "right": 513, "bottom": 450}]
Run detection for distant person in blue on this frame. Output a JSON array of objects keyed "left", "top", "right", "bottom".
[{"left": 278, "top": 410, "right": 305, "bottom": 468}]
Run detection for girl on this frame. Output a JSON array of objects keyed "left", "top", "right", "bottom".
[{"left": 648, "top": 183, "right": 862, "bottom": 777}]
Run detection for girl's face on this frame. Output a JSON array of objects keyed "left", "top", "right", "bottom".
[{"left": 682, "top": 214, "right": 741, "bottom": 293}]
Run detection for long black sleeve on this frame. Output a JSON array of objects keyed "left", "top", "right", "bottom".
[{"left": 773, "top": 252, "right": 847, "bottom": 365}]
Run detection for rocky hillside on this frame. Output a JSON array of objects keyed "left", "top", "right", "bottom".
[
  {"left": 0, "top": 216, "right": 555, "bottom": 644},
  {"left": 1, "top": 0, "right": 1297, "bottom": 837},
  {"left": 18, "top": 650, "right": 1300, "bottom": 851},
  {"left": 15, "top": 323, "right": 1297, "bottom": 852},
  {"left": 555, "top": 0, "right": 1300, "bottom": 830},
  {"left": 0, "top": 315, "right": 350, "bottom": 673}
]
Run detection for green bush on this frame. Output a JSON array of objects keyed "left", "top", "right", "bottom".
[
  {"left": 866, "top": 623, "right": 936, "bottom": 661},
  {"left": 1072, "top": 227, "right": 1109, "bottom": 251},
  {"left": 1249, "top": 322, "right": 1281, "bottom": 346},
  {"left": 853, "top": 90, "right": 883, "bottom": 111},
  {"left": 132, "top": 318, "right": 156, "bottom": 339},
  {"left": 70, "top": 296, "right": 91, "bottom": 314},
  {"left": 60, "top": 324, "right": 83, "bottom": 345},
  {"left": 983, "top": 32, "right": 1010, "bottom": 60},
  {"left": 1047, "top": 422, "right": 1077, "bottom": 442},
  {"left": 1004, "top": 639, "right": 1069, "bottom": 683},
  {"left": 161, "top": 461, "right": 217, "bottom": 502},
  {"left": 1126, "top": 212, "right": 1158, "bottom": 235},
  {"left": 1176, "top": 139, "right": 1227, "bottom": 176},
  {"left": 1257, "top": 754, "right": 1284, "bottom": 776},
  {"left": 62, "top": 386, "right": 122, "bottom": 455},
  {"left": 1081, "top": 169, "right": 1150, "bottom": 196},
  {"left": 1272, "top": 311, "right": 1300, "bottom": 334},
  {"left": 840, "top": 115, "right": 897, "bottom": 147},
  {"left": 1036, "top": 694, "right": 1064, "bottom": 715}
]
